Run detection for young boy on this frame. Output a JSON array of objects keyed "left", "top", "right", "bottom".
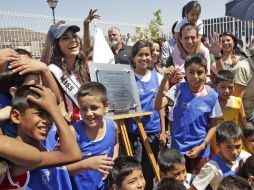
[
  {"left": 214, "top": 69, "right": 246, "bottom": 127},
  {"left": 212, "top": 69, "right": 247, "bottom": 153},
  {"left": 243, "top": 122, "right": 254, "bottom": 154},
  {"left": 0, "top": 48, "right": 61, "bottom": 137},
  {"left": 154, "top": 53, "right": 223, "bottom": 174},
  {"left": 66, "top": 82, "right": 119, "bottom": 190},
  {"left": 190, "top": 121, "right": 251, "bottom": 190},
  {"left": 217, "top": 175, "right": 252, "bottom": 190},
  {"left": 2, "top": 85, "right": 81, "bottom": 189},
  {"left": 157, "top": 148, "right": 192, "bottom": 189},
  {"left": 107, "top": 156, "right": 146, "bottom": 190},
  {"left": 156, "top": 178, "right": 187, "bottom": 190}
]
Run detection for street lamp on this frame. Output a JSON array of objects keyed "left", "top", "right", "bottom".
[{"left": 47, "top": 0, "right": 58, "bottom": 24}]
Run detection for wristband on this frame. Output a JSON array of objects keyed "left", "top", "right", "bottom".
[
  {"left": 202, "top": 140, "right": 208, "bottom": 148},
  {"left": 84, "top": 19, "right": 90, "bottom": 24}
]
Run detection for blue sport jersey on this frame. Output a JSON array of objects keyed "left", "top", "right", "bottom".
[
  {"left": 70, "top": 118, "right": 116, "bottom": 190},
  {"left": 126, "top": 70, "right": 161, "bottom": 134}
]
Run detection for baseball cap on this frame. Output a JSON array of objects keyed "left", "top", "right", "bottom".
[{"left": 48, "top": 22, "right": 80, "bottom": 44}]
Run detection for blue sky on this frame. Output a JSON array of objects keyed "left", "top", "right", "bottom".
[{"left": 2, "top": 0, "right": 229, "bottom": 27}]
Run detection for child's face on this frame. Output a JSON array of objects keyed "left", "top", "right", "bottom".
[
  {"left": 78, "top": 95, "right": 108, "bottom": 128},
  {"left": 185, "top": 62, "right": 206, "bottom": 92},
  {"left": 216, "top": 81, "right": 234, "bottom": 101},
  {"left": 13, "top": 107, "right": 52, "bottom": 143},
  {"left": 217, "top": 139, "right": 242, "bottom": 164},
  {"left": 118, "top": 169, "right": 146, "bottom": 190},
  {"left": 165, "top": 163, "right": 187, "bottom": 184},
  {"left": 244, "top": 134, "right": 254, "bottom": 154},
  {"left": 186, "top": 8, "right": 200, "bottom": 24},
  {"left": 151, "top": 42, "right": 160, "bottom": 63},
  {"left": 132, "top": 47, "right": 151, "bottom": 72}
]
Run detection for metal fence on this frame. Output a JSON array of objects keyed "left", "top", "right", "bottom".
[
  {"left": 0, "top": 10, "right": 171, "bottom": 59},
  {"left": 203, "top": 17, "right": 254, "bottom": 49},
  {"left": 1, "top": 10, "right": 254, "bottom": 59}
]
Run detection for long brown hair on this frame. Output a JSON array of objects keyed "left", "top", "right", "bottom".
[{"left": 50, "top": 37, "right": 90, "bottom": 84}]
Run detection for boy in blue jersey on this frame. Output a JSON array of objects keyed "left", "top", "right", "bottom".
[
  {"left": 7, "top": 85, "right": 81, "bottom": 189},
  {"left": 154, "top": 53, "right": 223, "bottom": 174},
  {"left": 190, "top": 121, "right": 251, "bottom": 190},
  {"left": 66, "top": 82, "right": 119, "bottom": 190},
  {"left": 157, "top": 148, "right": 193, "bottom": 189},
  {"left": 107, "top": 156, "right": 146, "bottom": 190}
]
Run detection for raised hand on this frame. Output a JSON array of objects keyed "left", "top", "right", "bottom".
[
  {"left": 163, "top": 66, "right": 176, "bottom": 81},
  {"left": 0, "top": 48, "right": 20, "bottom": 72},
  {"left": 8, "top": 56, "right": 48, "bottom": 75},
  {"left": 86, "top": 155, "right": 114, "bottom": 175},
  {"left": 27, "top": 85, "right": 58, "bottom": 114},
  {"left": 207, "top": 32, "right": 222, "bottom": 57},
  {"left": 186, "top": 144, "right": 204, "bottom": 159},
  {"left": 170, "top": 69, "right": 184, "bottom": 84},
  {"left": 84, "top": 9, "right": 100, "bottom": 24}
]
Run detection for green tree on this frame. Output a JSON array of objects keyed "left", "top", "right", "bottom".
[{"left": 135, "top": 9, "right": 163, "bottom": 40}]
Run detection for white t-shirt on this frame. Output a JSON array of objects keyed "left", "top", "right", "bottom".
[
  {"left": 134, "top": 70, "right": 163, "bottom": 84},
  {"left": 174, "top": 17, "right": 203, "bottom": 35},
  {"left": 192, "top": 151, "right": 251, "bottom": 190}
]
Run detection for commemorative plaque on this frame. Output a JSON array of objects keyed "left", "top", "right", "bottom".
[{"left": 89, "top": 63, "right": 141, "bottom": 116}]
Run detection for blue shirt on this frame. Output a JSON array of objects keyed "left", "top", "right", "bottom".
[
  {"left": 167, "top": 82, "right": 222, "bottom": 158},
  {"left": 26, "top": 142, "right": 72, "bottom": 190},
  {"left": 70, "top": 119, "right": 116, "bottom": 190},
  {"left": 126, "top": 70, "right": 161, "bottom": 134}
]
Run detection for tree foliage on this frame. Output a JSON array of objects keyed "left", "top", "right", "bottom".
[{"left": 135, "top": 9, "right": 163, "bottom": 40}]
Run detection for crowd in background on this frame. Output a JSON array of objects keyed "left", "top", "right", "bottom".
[{"left": 0, "top": 1, "right": 254, "bottom": 190}]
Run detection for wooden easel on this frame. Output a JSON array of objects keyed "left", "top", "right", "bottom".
[{"left": 107, "top": 112, "right": 161, "bottom": 182}]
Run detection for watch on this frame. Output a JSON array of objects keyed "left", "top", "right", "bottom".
[{"left": 203, "top": 140, "right": 209, "bottom": 148}]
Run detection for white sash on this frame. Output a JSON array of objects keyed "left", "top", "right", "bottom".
[{"left": 49, "top": 64, "right": 80, "bottom": 107}]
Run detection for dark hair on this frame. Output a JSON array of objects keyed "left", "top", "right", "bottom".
[
  {"left": 184, "top": 53, "right": 207, "bottom": 71},
  {"left": 158, "top": 148, "right": 185, "bottom": 174},
  {"left": 217, "top": 175, "right": 252, "bottom": 190},
  {"left": 0, "top": 71, "right": 32, "bottom": 98},
  {"left": 243, "top": 122, "right": 254, "bottom": 139},
  {"left": 220, "top": 32, "right": 241, "bottom": 56},
  {"left": 214, "top": 70, "right": 235, "bottom": 85},
  {"left": 184, "top": 1, "right": 201, "bottom": 17},
  {"left": 239, "top": 155, "right": 254, "bottom": 180},
  {"left": 12, "top": 85, "right": 40, "bottom": 113},
  {"left": 15, "top": 48, "right": 32, "bottom": 58},
  {"left": 148, "top": 39, "right": 162, "bottom": 70},
  {"left": 131, "top": 40, "right": 152, "bottom": 68},
  {"left": 0, "top": 48, "right": 38, "bottom": 98},
  {"left": 85, "top": 46, "right": 93, "bottom": 56},
  {"left": 237, "top": 38, "right": 243, "bottom": 48},
  {"left": 216, "top": 121, "right": 243, "bottom": 145},
  {"left": 201, "top": 34, "right": 208, "bottom": 44},
  {"left": 172, "top": 21, "right": 179, "bottom": 35},
  {"left": 179, "top": 23, "right": 198, "bottom": 38},
  {"left": 50, "top": 36, "right": 90, "bottom": 84},
  {"left": 77, "top": 82, "right": 108, "bottom": 104},
  {"left": 107, "top": 156, "right": 143, "bottom": 188},
  {"left": 156, "top": 178, "right": 187, "bottom": 190}
]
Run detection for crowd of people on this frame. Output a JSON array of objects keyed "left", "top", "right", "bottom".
[{"left": 0, "top": 1, "right": 254, "bottom": 190}]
